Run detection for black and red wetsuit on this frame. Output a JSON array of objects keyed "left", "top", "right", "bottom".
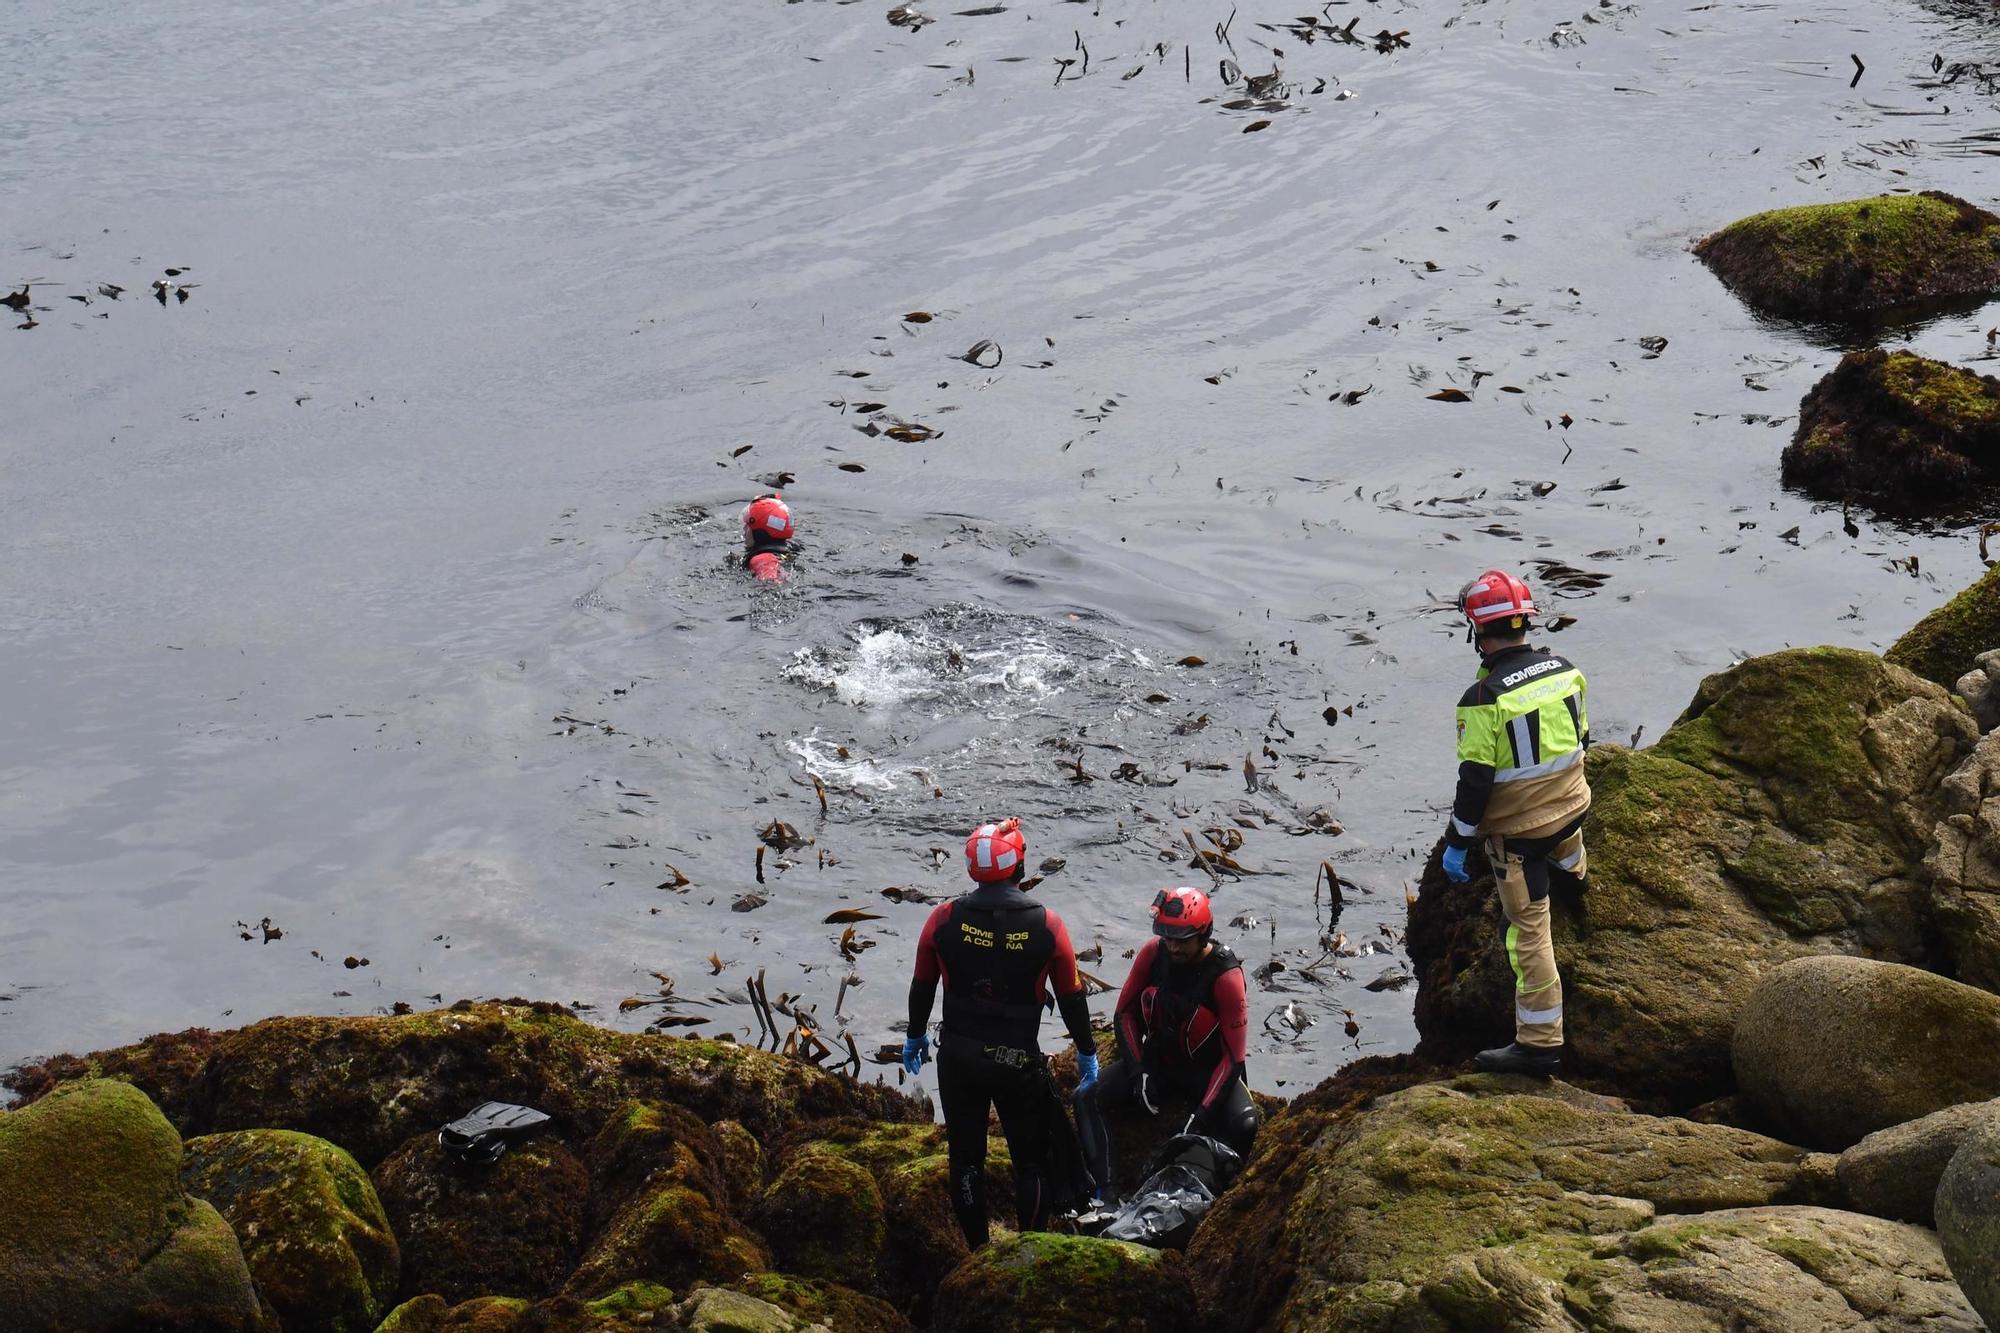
[
  {"left": 744, "top": 538, "right": 795, "bottom": 583},
  {"left": 907, "top": 881, "right": 1094, "bottom": 1247},
  {"left": 1078, "top": 938, "right": 1261, "bottom": 1189}
]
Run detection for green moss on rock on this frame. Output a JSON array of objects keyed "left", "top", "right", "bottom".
[
  {"left": 750, "top": 1147, "right": 886, "bottom": 1284},
  {"left": 1889, "top": 561, "right": 2000, "bottom": 688},
  {"left": 933, "top": 1232, "right": 1198, "bottom": 1333},
  {"left": 1695, "top": 191, "right": 2000, "bottom": 318},
  {"left": 728, "top": 1274, "right": 916, "bottom": 1333},
  {"left": 1783, "top": 348, "right": 2000, "bottom": 515},
  {"left": 0, "top": 1078, "right": 267, "bottom": 1331},
  {"left": 181, "top": 1128, "right": 398, "bottom": 1333},
  {"left": 374, "top": 1134, "right": 588, "bottom": 1305},
  {"left": 565, "top": 1179, "right": 770, "bottom": 1300}
]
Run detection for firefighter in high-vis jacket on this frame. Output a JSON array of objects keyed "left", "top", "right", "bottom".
[{"left": 1440, "top": 569, "right": 1590, "bottom": 1077}]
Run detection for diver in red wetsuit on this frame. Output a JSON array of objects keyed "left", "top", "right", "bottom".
[
  {"left": 741, "top": 493, "right": 796, "bottom": 582},
  {"left": 903, "top": 818, "right": 1099, "bottom": 1247},
  {"left": 1076, "top": 887, "right": 1260, "bottom": 1195}
]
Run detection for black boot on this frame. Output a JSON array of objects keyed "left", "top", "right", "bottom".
[{"left": 1473, "top": 1042, "right": 1561, "bottom": 1077}]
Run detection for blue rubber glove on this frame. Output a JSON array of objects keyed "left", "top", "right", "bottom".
[
  {"left": 902, "top": 1034, "right": 930, "bottom": 1077},
  {"left": 1075, "top": 1052, "right": 1100, "bottom": 1096},
  {"left": 1441, "top": 844, "right": 1471, "bottom": 884}
]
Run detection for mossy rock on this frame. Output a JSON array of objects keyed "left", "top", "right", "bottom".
[
  {"left": 10, "top": 1002, "right": 924, "bottom": 1169},
  {"left": 726, "top": 1274, "right": 916, "bottom": 1333},
  {"left": 876, "top": 1142, "right": 1016, "bottom": 1320},
  {"left": 379, "top": 1284, "right": 679, "bottom": 1333},
  {"left": 677, "top": 1285, "right": 830, "bottom": 1331},
  {"left": 1783, "top": 348, "right": 2000, "bottom": 515},
  {"left": 583, "top": 1099, "right": 730, "bottom": 1229},
  {"left": 714, "top": 1119, "right": 767, "bottom": 1207},
  {"left": 0, "top": 1078, "right": 267, "bottom": 1331},
  {"left": 1187, "top": 1079, "right": 1845, "bottom": 1330},
  {"left": 933, "top": 1232, "right": 1197, "bottom": 1333},
  {"left": 182, "top": 1128, "right": 398, "bottom": 1333},
  {"left": 1409, "top": 647, "right": 1973, "bottom": 1104},
  {"left": 1566, "top": 1206, "right": 1979, "bottom": 1331},
  {"left": 1734, "top": 956, "right": 2000, "bottom": 1150},
  {"left": 750, "top": 1147, "right": 886, "bottom": 1284},
  {"left": 564, "top": 1172, "right": 770, "bottom": 1299},
  {"left": 1695, "top": 191, "right": 2000, "bottom": 318},
  {"left": 1, "top": 1025, "right": 222, "bottom": 1122},
  {"left": 1889, "top": 561, "right": 2000, "bottom": 688},
  {"left": 374, "top": 1134, "right": 588, "bottom": 1304}
]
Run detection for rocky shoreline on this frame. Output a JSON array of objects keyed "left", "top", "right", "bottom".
[{"left": 8, "top": 584, "right": 2000, "bottom": 1330}]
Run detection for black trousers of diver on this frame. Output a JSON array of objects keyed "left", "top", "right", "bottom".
[{"left": 936, "top": 1043, "right": 1051, "bottom": 1247}]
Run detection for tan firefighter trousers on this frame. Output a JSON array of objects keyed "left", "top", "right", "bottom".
[{"left": 1484, "top": 814, "right": 1586, "bottom": 1050}]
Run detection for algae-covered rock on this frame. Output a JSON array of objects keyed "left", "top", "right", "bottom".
[
  {"left": 1785, "top": 348, "right": 2000, "bottom": 515},
  {"left": 1936, "top": 1114, "right": 2000, "bottom": 1330},
  {"left": 728, "top": 1274, "right": 917, "bottom": 1333},
  {"left": 0, "top": 1078, "right": 267, "bottom": 1331},
  {"left": 564, "top": 1170, "right": 770, "bottom": 1299},
  {"left": 374, "top": 1133, "right": 588, "bottom": 1304},
  {"left": 1695, "top": 191, "right": 2000, "bottom": 319},
  {"left": 750, "top": 1147, "right": 886, "bottom": 1284},
  {"left": 583, "top": 1099, "right": 731, "bottom": 1229},
  {"left": 714, "top": 1119, "right": 767, "bottom": 1207},
  {"left": 10, "top": 1001, "right": 924, "bottom": 1167},
  {"left": 182, "top": 1128, "right": 398, "bottom": 1333},
  {"left": 1567, "top": 1205, "right": 1981, "bottom": 1331},
  {"left": 1188, "top": 1077, "right": 1842, "bottom": 1330},
  {"left": 1411, "top": 647, "right": 1973, "bottom": 1104},
  {"left": 1734, "top": 956, "right": 2000, "bottom": 1150},
  {"left": 379, "top": 1285, "right": 679, "bottom": 1333},
  {"left": 933, "top": 1232, "right": 1197, "bottom": 1333},
  {"left": 375, "top": 1294, "right": 451, "bottom": 1333},
  {"left": 1926, "top": 726, "right": 2000, "bottom": 991},
  {"left": 875, "top": 1142, "right": 1016, "bottom": 1319},
  {"left": 1838, "top": 1098, "right": 2000, "bottom": 1225},
  {"left": 1890, "top": 568, "right": 2000, "bottom": 690},
  {"left": 677, "top": 1285, "right": 829, "bottom": 1332}
]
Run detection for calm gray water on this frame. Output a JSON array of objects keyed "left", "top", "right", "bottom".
[{"left": 4, "top": 0, "right": 1999, "bottom": 1091}]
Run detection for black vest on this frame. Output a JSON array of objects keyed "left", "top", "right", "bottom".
[
  {"left": 1144, "top": 943, "right": 1242, "bottom": 1062},
  {"left": 938, "top": 883, "right": 1055, "bottom": 1044}
]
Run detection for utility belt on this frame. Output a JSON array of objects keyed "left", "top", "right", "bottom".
[
  {"left": 940, "top": 1030, "right": 1042, "bottom": 1072},
  {"left": 1492, "top": 810, "right": 1586, "bottom": 860}
]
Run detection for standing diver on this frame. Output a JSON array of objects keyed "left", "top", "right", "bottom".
[
  {"left": 741, "top": 493, "right": 797, "bottom": 582},
  {"left": 903, "top": 818, "right": 1100, "bottom": 1247},
  {"left": 1076, "top": 887, "right": 1259, "bottom": 1197},
  {"left": 1438, "top": 568, "right": 1591, "bottom": 1077}
]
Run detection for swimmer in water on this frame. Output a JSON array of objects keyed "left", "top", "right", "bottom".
[{"left": 741, "top": 493, "right": 796, "bottom": 583}]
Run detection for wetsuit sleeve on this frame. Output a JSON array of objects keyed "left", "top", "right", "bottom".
[
  {"left": 1045, "top": 911, "right": 1095, "bottom": 1050},
  {"left": 1201, "top": 965, "right": 1251, "bottom": 1110},
  {"left": 907, "top": 903, "right": 950, "bottom": 1034},
  {"left": 1115, "top": 939, "right": 1158, "bottom": 1065},
  {"left": 1448, "top": 683, "right": 1499, "bottom": 849}
]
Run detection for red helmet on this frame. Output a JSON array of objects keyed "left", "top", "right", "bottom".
[
  {"left": 965, "top": 818, "right": 1026, "bottom": 883},
  {"left": 1458, "top": 569, "right": 1535, "bottom": 636},
  {"left": 1151, "top": 887, "right": 1213, "bottom": 939},
  {"left": 743, "top": 493, "right": 794, "bottom": 545}
]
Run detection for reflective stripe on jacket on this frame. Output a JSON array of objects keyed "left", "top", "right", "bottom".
[{"left": 1447, "top": 644, "right": 1590, "bottom": 844}]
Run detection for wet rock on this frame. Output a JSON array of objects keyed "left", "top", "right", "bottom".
[
  {"left": 374, "top": 1134, "right": 589, "bottom": 1304},
  {"left": 2, "top": 1024, "right": 223, "bottom": 1123},
  {"left": 714, "top": 1118, "right": 767, "bottom": 1207},
  {"left": 0, "top": 1079, "right": 266, "bottom": 1331},
  {"left": 1936, "top": 1115, "right": 2000, "bottom": 1330},
  {"left": 750, "top": 1147, "right": 885, "bottom": 1284},
  {"left": 1566, "top": 1205, "right": 1980, "bottom": 1330},
  {"left": 1951, "top": 646, "right": 2000, "bottom": 731},
  {"left": 933, "top": 1232, "right": 1197, "bottom": 1333},
  {"left": 1784, "top": 348, "right": 2000, "bottom": 515},
  {"left": 181, "top": 1128, "right": 400, "bottom": 1333},
  {"left": 376, "top": 1294, "right": 530, "bottom": 1332},
  {"left": 1888, "top": 566, "right": 2000, "bottom": 692},
  {"left": 563, "top": 1154, "right": 769, "bottom": 1299},
  {"left": 10, "top": 1001, "right": 923, "bottom": 1167},
  {"left": 1695, "top": 191, "right": 2000, "bottom": 319},
  {"left": 379, "top": 1284, "right": 681, "bottom": 1333},
  {"left": 582, "top": 1099, "right": 731, "bottom": 1229},
  {"left": 726, "top": 1274, "right": 917, "bottom": 1333},
  {"left": 1837, "top": 1098, "right": 2000, "bottom": 1225},
  {"left": 1186, "top": 1078, "right": 1860, "bottom": 1330},
  {"left": 1733, "top": 956, "right": 2000, "bottom": 1150},
  {"left": 1411, "top": 647, "right": 1972, "bottom": 1104},
  {"left": 679, "top": 1285, "right": 829, "bottom": 1331}
]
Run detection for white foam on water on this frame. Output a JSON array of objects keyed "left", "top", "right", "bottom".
[
  {"left": 782, "top": 616, "right": 1081, "bottom": 716},
  {"left": 786, "top": 733, "right": 912, "bottom": 792}
]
